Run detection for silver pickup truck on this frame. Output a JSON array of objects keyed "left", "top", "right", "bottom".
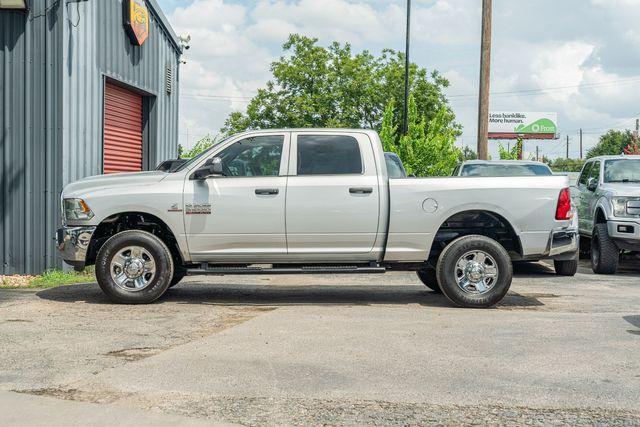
[
  {"left": 574, "top": 155, "right": 640, "bottom": 274},
  {"left": 57, "top": 129, "right": 578, "bottom": 308}
]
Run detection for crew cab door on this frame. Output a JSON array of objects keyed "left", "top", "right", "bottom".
[
  {"left": 183, "top": 133, "right": 289, "bottom": 261},
  {"left": 578, "top": 160, "right": 600, "bottom": 233},
  {"left": 285, "top": 132, "right": 380, "bottom": 259}
]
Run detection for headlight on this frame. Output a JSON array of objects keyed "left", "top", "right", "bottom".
[
  {"left": 63, "top": 198, "right": 95, "bottom": 221},
  {"left": 611, "top": 197, "right": 640, "bottom": 217}
]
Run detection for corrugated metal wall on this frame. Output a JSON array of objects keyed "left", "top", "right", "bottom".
[
  {"left": 1, "top": 0, "right": 180, "bottom": 274},
  {"left": 63, "top": 0, "right": 180, "bottom": 184},
  {"left": 0, "top": 1, "right": 64, "bottom": 275}
]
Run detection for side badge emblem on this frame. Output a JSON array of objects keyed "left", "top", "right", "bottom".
[{"left": 168, "top": 203, "right": 183, "bottom": 212}]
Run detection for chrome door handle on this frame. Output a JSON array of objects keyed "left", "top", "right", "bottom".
[
  {"left": 255, "top": 188, "right": 279, "bottom": 195},
  {"left": 349, "top": 187, "right": 373, "bottom": 194}
]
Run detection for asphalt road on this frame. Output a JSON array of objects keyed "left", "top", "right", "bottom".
[{"left": 1, "top": 259, "right": 639, "bottom": 426}]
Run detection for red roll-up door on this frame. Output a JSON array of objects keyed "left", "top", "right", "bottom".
[{"left": 103, "top": 82, "right": 143, "bottom": 174}]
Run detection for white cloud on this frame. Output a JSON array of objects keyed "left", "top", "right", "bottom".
[{"left": 166, "top": 0, "right": 640, "bottom": 159}]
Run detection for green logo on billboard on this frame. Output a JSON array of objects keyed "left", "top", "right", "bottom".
[{"left": 514, "top": 118, "right": 557, "bottom": 135}]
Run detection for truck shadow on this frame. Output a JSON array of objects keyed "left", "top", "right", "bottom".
[
  {"left": 35, "top": 283, "right": 544, "bottom": 309},
  {"left": 513, "top": 258, "right": 640, "bottom": 277}
]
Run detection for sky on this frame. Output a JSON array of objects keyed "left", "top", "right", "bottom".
[{"left": 156, "top": 0, "right": 640, "bottom": 159}]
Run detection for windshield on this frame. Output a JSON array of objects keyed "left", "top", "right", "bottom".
[
  {"left": 604, "top": 158, "right": 640, "bottom": 183},
  {"left": 171, "top": 136, "right": 231, "bottom": 173},
  {"left": 460, "top": 164, "right": 553, "bottom": 177}
]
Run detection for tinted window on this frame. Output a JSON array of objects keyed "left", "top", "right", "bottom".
[
  {"left": 578, "top": 162, "right": 593, "bottom": 186},
  {"left": 604, "top": 159, "right": 640, "bottom": 183},
  {"left": 217, "top": 135, "right": 284, "bottom": 177},
  {"left": 297, "top": 135, "right": 362, "bottom": 175},
  {"left": 460, "top": 164, "right": 553, "bottom": 177}
]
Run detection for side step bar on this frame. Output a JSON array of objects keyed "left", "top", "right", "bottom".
[{"left": 186, "top": 263, "right": 387, "bottom": 275}]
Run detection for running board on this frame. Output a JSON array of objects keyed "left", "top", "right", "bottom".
[{"left": 186, "top": 263, "right": 387, "bottom": 275}]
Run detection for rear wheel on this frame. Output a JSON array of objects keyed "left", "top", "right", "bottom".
[
  {"left": 436, "top": 235, "right": 512, "bottom": 308},
  {"left": 591, "top": 223, "right": 619, "bottom": 274},
  {"left": 554, "top": 258, "right": 578, "bottom": 276},
  {"left": 95, "top": 230, "right": 174, "bottom": 304},
  {"left": 416, "top": 269, "right": 441, "bottom": 293}
]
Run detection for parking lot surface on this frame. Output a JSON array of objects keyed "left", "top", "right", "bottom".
[{"left": 1, "top": 259, "right": 639, "bottom": 425}]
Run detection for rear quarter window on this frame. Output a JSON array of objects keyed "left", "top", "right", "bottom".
[{"left": 296, "top": 135, "right": 363, "bottom": 175}]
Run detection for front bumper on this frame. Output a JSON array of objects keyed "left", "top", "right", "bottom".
[
  {"left": 607, "top": 219, "right": 640, "bottom": 250},
  {"left": 56, "top": 226, "right": 96, "bottom": 268},
  {"left": 607, "top": 219, "right": 640, "bottom": 241}
]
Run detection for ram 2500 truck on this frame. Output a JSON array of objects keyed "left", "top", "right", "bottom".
[{"left": 57, "top": 129, "right": 578, "bottom": 308}]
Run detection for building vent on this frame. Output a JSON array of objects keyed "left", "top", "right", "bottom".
[{"left": 165, "top": 64, "right": 173, "bottom": 95}]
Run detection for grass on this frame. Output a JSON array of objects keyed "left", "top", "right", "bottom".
[{"left": 0, "top": 267, "right": 95, "bottom": 289}]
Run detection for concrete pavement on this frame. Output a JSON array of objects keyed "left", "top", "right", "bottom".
[{"left": 1, "top": 260, "right": 639, "bottom": 425}]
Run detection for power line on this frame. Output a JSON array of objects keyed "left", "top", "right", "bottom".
[{"left": 448, "top": 76, "right": 640, "bottom": 100}]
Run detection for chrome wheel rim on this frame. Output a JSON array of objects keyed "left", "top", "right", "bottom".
[
  {"left": 455, "top": 250, "right": 498, "bottom": 294},
  {"left": 110, "top": 246, "right": 156, "bottom": 292}
]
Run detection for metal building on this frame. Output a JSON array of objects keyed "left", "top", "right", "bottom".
[{"left": 0, "top": 0, "right": 181, "bottom": 274}]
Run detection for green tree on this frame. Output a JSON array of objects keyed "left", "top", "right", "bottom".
[
  {"left": 458, "top": 146, "right": 478, "bottom": 162},
  {"left": 498, "top": 142, "right": 519, "bottom": 160},
  {"left": 179, "top": 135, "right": 222, "bottom": 159},
  {"left": 587, "top": 130, "right": 634, "bottom": 158},
  {"left": 547, "top": 158, "right": 586, "bottom": 173},
  {"left": 222, "top": 34, "right": 459, "bottom": 138},
  {"left": 380, "top": 95, "right": 460, "bottom": 176}
]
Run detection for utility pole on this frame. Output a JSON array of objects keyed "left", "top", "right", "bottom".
[
  {"left": 579, "top": 128, "right": 583, "bottom": 159},
  {"left": 402, "top": 0, "right": 412, "bottom": 135},
  {"left": 634, "top": 119, "right": 639, "bottom": 144},
  {"left": 477, "top": 0, "right": 493, "bottom": 160},
  {"left": 536, "top": 145, "right": 539, "bottom": 162},
  {"left": 566, "top": 135, "right": 569, "bottom": 159}
]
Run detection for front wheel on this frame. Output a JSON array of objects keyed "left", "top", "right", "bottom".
[
  {"left": 436, "top": 235, "right": 513, "bottom": 308},
  {"left": 95, "top": 230, "right": 174, "bottom": 304},
  {"left": 591, "top": 223, "right": 619, "bottom": 274}
]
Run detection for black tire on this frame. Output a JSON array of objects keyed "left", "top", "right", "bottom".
[
  {"left": 416, "top": 269, "right": 441, "bottom": 293},
  {"left": 554, "top": 258, "right": 578, "bottom": 276},
  {"left": 95, "top": 230, "right": 174, "bottom": 304},
  {"left": 436, "top": 235, "right": 513, "bottom": 308},
  {"left": 591, "top": 223, "right": 619, "bottom": 274},
  {"left": 169, "top": 268, "right": 187, "bottom": 288}
]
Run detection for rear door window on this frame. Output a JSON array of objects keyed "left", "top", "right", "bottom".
[{"left": 296, "top": 135, "right": 363, "bottom": 175}]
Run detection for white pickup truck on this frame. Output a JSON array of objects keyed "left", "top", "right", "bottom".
[{"left": 57, "top": 129, "right": 578, "bottom": 308}]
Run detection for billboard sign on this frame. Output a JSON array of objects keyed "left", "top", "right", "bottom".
[{"left": 488, "top": 112, "right": 558, "bottom": 140}]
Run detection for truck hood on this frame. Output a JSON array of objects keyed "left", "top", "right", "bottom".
[
  {"left": 62, "top": 171, "right": 169, "bottom": 198},
  {"left": 600, "top": 183, "right": 640, "bottom": 197}
]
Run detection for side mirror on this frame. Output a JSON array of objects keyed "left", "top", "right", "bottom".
[
  {"left": 191, "top": 157, "right": 224, "bottom": 180},
  {"left": 587, "top": 178, "right": 598, "bottom": 192}
]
